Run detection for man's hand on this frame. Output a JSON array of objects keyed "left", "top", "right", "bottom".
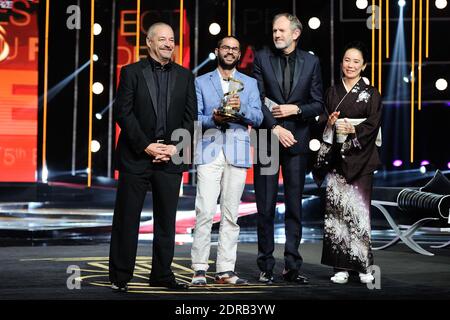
[
  {"left": 212, "top": 109, "right": 234, "bottom": 124},
  {"left": 272, "top": 104, "right": 299, "bottom": 118},
  {"left": 227, "top": 94, "right": 240, "bottom": 111},
  {"left": 152, "top": 144, "right": 177, "bottom": 163},
  {"left": 145, "top": 143, "right": 177, "bottom": 163},
  {"left": 272, "top": 125, "right": 298, "bottom": 148},
  {"left": 145, "top": 143, "right": 166, "bottom": 157}
]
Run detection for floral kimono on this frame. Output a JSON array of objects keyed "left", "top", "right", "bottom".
[{"left": 319, "top": 77, "right": 382, "bottom": 273}]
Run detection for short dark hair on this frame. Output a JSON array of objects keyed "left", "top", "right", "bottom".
[
  {"left": 216, "top": 36, "right": 241, "bottom": 50},
  {"left": 342, "top": 41, "right": 368, "bottom": 64}
]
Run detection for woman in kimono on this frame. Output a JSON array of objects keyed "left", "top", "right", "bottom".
[{"left": 316, "top": 41, "right": 382, "bottom": 284}]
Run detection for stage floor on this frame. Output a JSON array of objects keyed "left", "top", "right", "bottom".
[{"left": 1, "top": 242, "right": 449, "bottom": 300}]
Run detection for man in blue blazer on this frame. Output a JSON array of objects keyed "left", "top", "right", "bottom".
[
  {"left": 191, "top": 36, "right": 263, "bottom": 286},
  {"left": 253, "top": 13, "right": 324, "bottom": 284}
]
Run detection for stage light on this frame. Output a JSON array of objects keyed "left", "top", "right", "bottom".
[
  {"left": 42, "top": 165, "right": 48, "bottom": 183},
  {"left": 448, "top": 162, "right": 450, "bottom": 169},
  {"left": 420, "top": 160, "right": 430, "bottom": 166},
  {"left": 435, "top": 78, "right": 448, "bottom": 91},
  {"left": 398, "top": 0, "right": 406, "bottom": 7},
  {"left": 308, "top": 17, "right": 321, "bottom": 30},
  {"left": 420, "top": 166, "right": 427, "bottom": 174},
  {"left": 308, "top": 51, "right": 315, "bottom": 55},
  {"left": 91, "top": 140, "right": 101, "bottom": 153},
  {"left": 95, "top": 113, "right": 102, "bottom": 120},
  {"left": 92, "top": 82, "right": 104, "bottom": 94},
  {"left": 193, "top": 53, "right": 217, "bottom": 74},
  {"left": 93, "top": 23, "right": 102, "bottom": 36},
  {"left": 209, "top": 23, "right": 221, "bottom": 35},
  {"left": 403, "top": 76, "right": 409, "bottom": 83},
  {"left": 309, "top": 139, "right": 320, "bottom": 151},
  {"left": 356, "top": 0, "right": 369, "bottom": 9},
  {"left": 435, "top": 0, "right": 448, "bottom": 9},
  {"left": 93, "top": 54, "right": 98, "bottom": 62},
  {"left": 393, "top": 160, "right": 403, "bottom": 167}
]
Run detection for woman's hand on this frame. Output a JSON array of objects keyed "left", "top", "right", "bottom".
[
  {"left": 327, "top": 111, "right": 340, "bottom": 127},
  {"left": 335, "top": 118, "right": 355, "bottom": 134}
]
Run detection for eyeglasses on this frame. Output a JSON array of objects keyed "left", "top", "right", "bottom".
[{"left": 219, "top": 45, "right": 240, "bottom": 53}]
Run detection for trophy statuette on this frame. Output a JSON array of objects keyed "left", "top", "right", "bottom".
[{"left": 216, "top": 77, "right": 244, "bottom": 122}]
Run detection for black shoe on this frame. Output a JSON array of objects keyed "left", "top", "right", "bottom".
[
  {"left": 282, "top": 269, "right": 309, "bottom": 284},
  {"left": 111, "top": 282, "right": 128, "bottom": 293},
  {"left": 149, "top": 280, "right": 190, "bottom": 291}
]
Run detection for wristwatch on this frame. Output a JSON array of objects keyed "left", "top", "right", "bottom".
[{"left": 296, "top": 106, "right": 302, "bottom": 115}]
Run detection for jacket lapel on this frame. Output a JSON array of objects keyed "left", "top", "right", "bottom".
[
  {"left": 269, "top": 54, "right": 284, "bottom": 96},
  {"left": 167, "top": 65, "right": 177, "bottom": 114},
  {"left": 210, "top": 71, "right": 224, "bottom": 100},
  {"left": 289, "top": 50, "right": 305, "bottom": 100},
  {"left": 141, "top": 62, "right": 158, "bottom": 116}
]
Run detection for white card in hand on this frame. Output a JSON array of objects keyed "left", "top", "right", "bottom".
[{"left": 264, "top": 97, "right": 278, "bottom": 111}]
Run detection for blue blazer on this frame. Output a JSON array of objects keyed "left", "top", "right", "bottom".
[{"left": 195, "top": 69, "right": 263, "bottom": 168}]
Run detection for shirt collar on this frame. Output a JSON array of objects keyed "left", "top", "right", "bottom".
[
  {"left": 217, "top": 68, "right": 236, "bottom": 81},
  {"left": 148, "top": 56, "right": 172, "bottom": 71},
  {"left": 280, "top": 49, "right": 296, "bottom": 60}
]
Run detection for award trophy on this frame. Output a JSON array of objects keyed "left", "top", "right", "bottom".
[{"left": 216, "top": 77, "right": 244, "bottom": 122}]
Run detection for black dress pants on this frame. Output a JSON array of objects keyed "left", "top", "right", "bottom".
[
  {"left": 109, "top": 168, "right": 182, "bottom": 285},
  {"left": 254, "top": 151, "right": 307, "bottom": 273}
]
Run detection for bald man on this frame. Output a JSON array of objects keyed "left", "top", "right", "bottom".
[{"left": 109, "top": 22, "right": 197, "bottom": 292}]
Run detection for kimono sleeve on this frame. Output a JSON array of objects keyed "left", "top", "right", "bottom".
[{"left": 348, "top": 88, "right": 382, "bottom": 150}]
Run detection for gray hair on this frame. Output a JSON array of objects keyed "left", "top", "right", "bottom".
[
  {"left": 272, "top": 13, "right": 303, "bottom": 32},
  {"left": 146, "top": 22, "right": 173, "bottom": 38}
]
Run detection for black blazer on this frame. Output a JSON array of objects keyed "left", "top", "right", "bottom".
[
  {"left": 114, "top": 58, "right": 197, "bottom": 174},
  {"left": 253, "top": 47, "right": 324, "bottom": 154}
]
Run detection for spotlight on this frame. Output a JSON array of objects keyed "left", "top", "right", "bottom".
[
  {"left": 309, "top": 139, "right": 321, "bottom": 152},
  {"left": 356, "top": 0, "right": 369, "bottom": 9},
  {"left": 208, "top": 52, "right": 216, "bottom": 60},
  {"left": 308, "top": 17, "right": 321, "bottom": 30},
  {"left": 420, "top": 160, "right": 430, "bottom": 166},
  {"left": 398, "top": 0, "right": 406, "bottom": 7},
  {"left": 403, "top": 76, "right": 409, "bottom": 83},
  {"left": 209, "top": 23, "right": 221, "bottom": 35},
  {"left": 448, "top": 162, "right": 450, "bottom": 169},
  {"left": 42, "top": 165, "right": 48, "bottom": 183},
  {"left": 92, "top": 82, "right": 104, "bottom": 94},
  {"left": 393, "top": 160, "right": 403, "bottom": 167},
  {"left": 93, "top": 54, "right": 98, "bottom": 62},
  {"left": 420, "top": 166, "right": 427, "bottom": 174},
  {"left": 435, "top": 78, "right": 448, "bottom": 91},
  {"left": 435, "top": 0, "right": 448, "bottom": 9},
  {"left": 91, "top": 140, "right": 101, "bottom": 153},
  {"left": 93, "top": 23, "right": 102, "bottom": 36},
  {"left": 95, "top": 113, "right": 102, "bottom": 120}
]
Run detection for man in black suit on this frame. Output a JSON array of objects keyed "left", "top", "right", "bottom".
[
  {"left": 253, "top": 13, "right": 324, "bottom": 284},
  {"left": 109, "top": 22, "right": 197, "bottom": 292}
]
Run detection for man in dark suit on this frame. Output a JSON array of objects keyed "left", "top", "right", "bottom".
[
  {"left": 109, "top": 22, "right": 197, "bottom": 292},
  {"left": 253, "top": 13, "right": 324, "bottom": 284}
]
